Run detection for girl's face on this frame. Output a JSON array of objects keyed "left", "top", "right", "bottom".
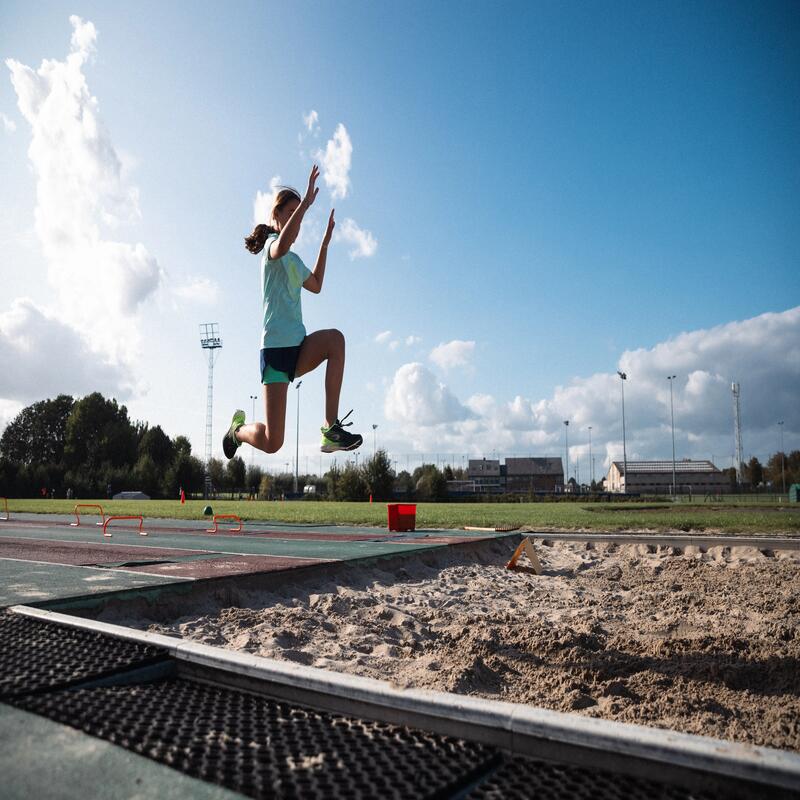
[{"left": 273, "top": 198, "right": 300, "bottom": 231}]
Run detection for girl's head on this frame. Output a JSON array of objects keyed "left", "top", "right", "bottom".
[{"left": 244, "top": 186, "right": 302, "bottom": 254}]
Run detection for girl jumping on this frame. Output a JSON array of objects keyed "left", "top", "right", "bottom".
[{"left": 223, "top": 165, "right": 363, "bottom": 459}]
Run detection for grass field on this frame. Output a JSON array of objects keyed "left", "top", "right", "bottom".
[{"left": 4, "top": 498, "right": 800, "bottom": 534}]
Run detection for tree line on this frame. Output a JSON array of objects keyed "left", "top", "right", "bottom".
[{"left": 0, "top": 392, "right": 459, "bottom": 501}]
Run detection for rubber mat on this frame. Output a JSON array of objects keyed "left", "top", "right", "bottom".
[
  {"left": 464, "top": 752, "right": 716, "bottom": 800},
  {"left": 0, "top": 612, "right": 168, "bottom": 699},
  {"left": 18, "top": 677, "right": 498, "bottom": 800}
]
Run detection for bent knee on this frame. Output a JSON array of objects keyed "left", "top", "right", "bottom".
[
  {"left": 264, "top": 435, "right": 284, "bottom": 454},
  {"left": 329, "top": 328, "right": 345, "bottom": 353}
]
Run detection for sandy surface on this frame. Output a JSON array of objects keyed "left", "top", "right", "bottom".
[{"left": 144, "top": 537, "right": 800, "bottom": 751}]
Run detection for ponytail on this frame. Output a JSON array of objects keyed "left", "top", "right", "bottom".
[
  {"left": 245, "top": 186, "right": 301, "bottom": 253},
  {"left": 244, "top": 223, "right": 275, "bottom": 254}
]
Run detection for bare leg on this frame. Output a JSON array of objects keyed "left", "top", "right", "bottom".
[
  {"left": 295, "top": 328, "right": 345, "bottom": 427},
  {"left": 235, "top": 383, "right": 288, "bottom": 453}
]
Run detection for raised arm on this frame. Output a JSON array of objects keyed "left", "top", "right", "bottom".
[
  {"left": 269, "top": 165, "right": 319, "bottom": 260},
  {"left": 304, "top": 209, "right": 335, "bottom": 294}
]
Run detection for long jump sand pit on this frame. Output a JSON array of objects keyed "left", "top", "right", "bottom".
[{"left": 140, "top": 537, "right": 800, "bottom": 752}]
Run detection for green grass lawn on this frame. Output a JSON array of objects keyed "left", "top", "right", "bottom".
[{"left": 4, "top": 498, "right": 800, "bottom": 534}]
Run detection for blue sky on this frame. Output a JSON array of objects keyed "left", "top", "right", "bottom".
[{"left": 1, "top": 1, "right": 798, "bottom": 479}]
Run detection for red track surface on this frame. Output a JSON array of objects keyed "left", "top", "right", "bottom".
[
  {"left": 120, "top": 554, "right": 324, "bottom": 578},
  {"left": 0, "top": 538, "right": 209, "bottom": 566}
]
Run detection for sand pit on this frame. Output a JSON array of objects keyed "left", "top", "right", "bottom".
[{"left": 143, "top": 537, "right": 800, "bottom": 752}]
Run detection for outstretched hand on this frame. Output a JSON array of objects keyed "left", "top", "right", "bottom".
[
  {"left": 323, "top": 209, "right": 335, "bottom": 246},
  {"left": 304, "top": 164, "right": 320, "bottom": 209}
]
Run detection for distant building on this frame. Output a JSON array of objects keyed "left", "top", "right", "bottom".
[
  {"left": 467, "top": 459, "right": 502, "bottom": 494},
  {"left": 606, "top": 460, "right": 730, "bottom": 494},
  {"left": 505, "top": 457, "right": 564, "bottom": 493},
  {"left": 454, "top": 457, "right": 565, "bottom": 495}
]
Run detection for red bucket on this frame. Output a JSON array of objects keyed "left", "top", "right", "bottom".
[{"left": 387, "top": 503, "right": 416, "bottom": 532}]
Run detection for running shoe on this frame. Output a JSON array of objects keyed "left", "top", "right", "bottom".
[
  {"left": 320, "top": 410, "right": 363, "bottom": 453},
  {"left": 222, "top": 409, "right": 246, "bottom": 459}
]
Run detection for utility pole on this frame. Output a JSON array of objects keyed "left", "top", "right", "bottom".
[
  {"left": 779, "top": 421, "right": 785, "bottom": 495},
  {"left": 372, "top": 424, "right": 378, "bottom": 456},
  {"left": 563, "top": 420, "right": 569, "bottom": 491},
  {"left": 617, "top": 371, "right": 628, "bottom": 494},
  {"left": 667, "top": 376, "right": 677, "bottom": 498}
]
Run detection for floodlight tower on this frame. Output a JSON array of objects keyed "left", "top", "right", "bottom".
[
  {"left": 200, "top": 323, "right": 222, "bottom": 497},
  {"left": 732, "top": 382, "right": 743, "bottom": 486}
]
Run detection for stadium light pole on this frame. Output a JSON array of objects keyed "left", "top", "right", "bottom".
[
  {"left": 294, "top": 381, "right": 303, "bottom": 494},
  {"left": 667, "top": 376, "right": 677, "bottom": 498},
  {"left": 563, "top": 420, "right": 569, "bottom": 491},
  {"left": 372, "top": 424, "right": 378, "bottom": 456},
  {"left": 617, "top": 371, "right": 628, "bottom": 494},
  {"left": 779, "top": 421, "right": 785, "bottom": 495}
]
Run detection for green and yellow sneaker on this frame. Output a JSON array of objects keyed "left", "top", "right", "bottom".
[
  {"left": 222, "top": 409, "right": 246, "bottom": 459},
  {"left": 320, "top": 410, "right": 363, "bottom": 453}
]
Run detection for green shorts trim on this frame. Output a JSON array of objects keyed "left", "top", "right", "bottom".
[{"left": 262, "top": 364, "right": 290, "bottom": 384}]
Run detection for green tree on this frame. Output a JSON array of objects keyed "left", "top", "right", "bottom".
[
  {"left": 173, "top": 436, "right": 192, "bottom": 458},
  {"left": 163, "top": 453, "right": 205, "bottom": 497},
  {"left": 0, "top": 395, "right": 74, "bottom": 466},
  {"left": 394, "top": 470, "right": 415, "bottom": 497},
  {"left": 746, "top": 456, "right": 763, "bottom": 487},
  {"left": 336, "top": 463, "right": 368, "bottom": 501},
  {"left": 64, "top": 393, "right": 137, "bottom": 475},
  {"left": 413, "top": 464, "right": 448, "bottom": 501},
  {"left": 258, "top": 474, "right": 274, "bottom": 500},
  {"left": 226, "top": 456, "right": 246, "bottom": 492},
  {"left": 133, "top": 454, "right": 160, "bottom": 497},
  {"left": 207, "top": 457, "right": 225, "bottom": 494},
  {"left": 138, "top": 425, "right": 175, "bottom": 470},
  {"left": 246, "top": 464, "right": 265, "bottom": 495},
  {"left": 362, "top": 449, "right": 394, "bottom": 500},
  {"left": 324, "top": 463, "right": 341, "bottom": 499}
]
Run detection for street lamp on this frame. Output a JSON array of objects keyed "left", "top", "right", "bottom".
[
  {"left": 587, "top": 426, "right": 593, "bottom": 485},
  {"left": 294, "top": 381, "right": 303, "bottom": 493},
  {"left": 563, "top": 420, "right": 569, "bottom": 491},
  {"left": 372, "top": 424, "right": 378, "bottom": 456},
  {"left": 779, "top": 421, "right": 785, "bottom": 495},
  {"left": 617, "top": 371, "right": 628, "bottom": 494},
  {"left": 667, "top": 376, "right": 677, "bottom": 498}
]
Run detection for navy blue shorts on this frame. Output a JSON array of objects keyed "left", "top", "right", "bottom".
[{"left": 260, "top": 340, "right": 304, "bottom": 384}]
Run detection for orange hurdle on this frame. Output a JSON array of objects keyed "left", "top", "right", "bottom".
[
  {"left": 0, "top": 497, "right": 8, "bottom": 521},
  {"left": 70, "top": 503, "right": 106, "bottom": 527},
  {"left": 102, "top": 515, "right": 147, "bottom": 538},
  {"left": 206, "top": 514, "right": 242, "bottom": 533}
]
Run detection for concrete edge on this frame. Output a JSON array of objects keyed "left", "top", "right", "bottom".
[
  {"left": 11, "top": 604, "right": 800, "bottom": 792},
  {"left": 11, "top": 605, "right": 182, "bottom": 654}
]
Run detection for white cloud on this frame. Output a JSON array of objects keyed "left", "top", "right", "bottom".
[
  {"left": 405, "top": 335, "right": 422, "bottom": 346},
  {"left": 315, "top": 123, "right": 352, "bottom": 200},
  {"left": 335, "top": 217, "right": 377, "bottom": 259},
  {"left": 0, "top": 298, "right": 130, "bottom": 404},
  {"left": 375, "top": 330, "right": 392, "bottom": 344},
  {"left": 381, "top": 307, "right": 800, "bottom": 468},
  {"left": 1, "top": 112, "right": 15, "bottom": 133},
  {"left": 171, "top": 275, "right": 220, "bottom": 306},
  {"left": 5, "top": 15, "right": 163, "bottom": 365},
  {"left": 384, "top": 363, "right": 473, "bottom": 426},
  {"left": 429, "top": 339, "right": 475, "bottom": 370},
  {"left": 303, "top": 109, "right": 319, "bottom": 135}
]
